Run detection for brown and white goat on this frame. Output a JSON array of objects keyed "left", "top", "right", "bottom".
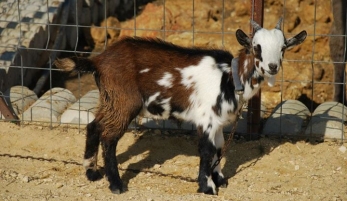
[{"left": 55, "top": 19, "right": 307, "bottom": 195}]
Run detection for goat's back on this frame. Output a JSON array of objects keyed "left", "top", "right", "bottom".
[{"left": 91, "top": 37, "right": 234, "bottom": 105}]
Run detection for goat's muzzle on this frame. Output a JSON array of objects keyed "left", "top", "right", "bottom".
[{"left": 268, "top": 63, "right": 279, "bottom": 75}]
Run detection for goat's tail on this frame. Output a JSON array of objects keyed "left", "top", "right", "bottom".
[{"left": 54, "top": 57, "right": 96, "bottom": 73}]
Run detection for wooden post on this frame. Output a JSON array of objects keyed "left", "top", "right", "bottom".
[
  {"left": 247, "top": 0, "right": 264, "bottom": 140},
  {"left": 0, "top": 92, "right": 19, "bottom": 124}
]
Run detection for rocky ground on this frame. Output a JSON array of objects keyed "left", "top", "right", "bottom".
[{"left": 0, "top": 121, "right": 346, "bottom": 200}]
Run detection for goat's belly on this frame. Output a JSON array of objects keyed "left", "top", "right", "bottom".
[{"left": 139, "top": 104, "right": 171, "bottom": 120}]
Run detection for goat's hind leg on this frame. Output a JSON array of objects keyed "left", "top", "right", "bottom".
[
  {"left": 101, "top": 136, "right": 124, "bottom": 194},
  {"left": 84, "top": 119, "right": 103, "bottom": 181},
  {"left": 101, "top": 108, "right": 142, "bottom": 194}
]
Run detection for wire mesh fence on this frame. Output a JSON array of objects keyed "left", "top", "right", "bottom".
[{"left": 0, "top": 0, "right": 346, "bottom": 141}]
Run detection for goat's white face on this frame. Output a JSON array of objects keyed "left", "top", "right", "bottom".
[
  {"left": 252, "top": 28, "right": 285, "bottom": 77},
  {"left": 235, "top": 18, "right": 307, "bottom": 86}
]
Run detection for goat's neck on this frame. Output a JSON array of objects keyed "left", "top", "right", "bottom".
[{"left": 236, "top": 49, "right": 264, "bottom": 100}]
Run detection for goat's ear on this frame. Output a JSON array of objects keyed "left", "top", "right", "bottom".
[
  {"left": 285, "top": 30, "right": 307, "bottom": 49},
  {"left": 236, "top": 29, "right": 252, "bottom": 49}
]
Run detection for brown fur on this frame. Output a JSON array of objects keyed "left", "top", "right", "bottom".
[
  {"left": 56, "top": 37, "right": 212, "bottom": 140},
  {"left": 237, "top": 48, "right": 255, "bottom": 83}
]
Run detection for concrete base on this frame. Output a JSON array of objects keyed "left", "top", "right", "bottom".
[
  {"left": 61, "top": 90, "right": 99, "bottom": 124},
  {"left": 22, "top": 88, "right": 76, "bottom": 123},
  {"left": 4, "top": 86, "right": 38, "bottom": 116},
  {"left": 262, "top": 100, "right": 310, "bottom": 136},
  {"left": 305, "top": 101, "right": 347, "bottom": 140}
]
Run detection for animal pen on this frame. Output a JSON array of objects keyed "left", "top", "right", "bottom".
[{"left": 0, "top": 0, "right": 346, "bottom": 141}]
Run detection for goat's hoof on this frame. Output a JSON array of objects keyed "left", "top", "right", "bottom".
[
  {"left": 197, "top": 186, "right": 216, "bottom": 195},
  {"left": 86, "top": 169, "right": 103, "bottom": 181},
  {"left": 212, "top": 172, "right": 228, "bottom": 188},
  {"left": 109, "top": 185, "right": 123, "bottom": 194},
  {"left": 111, "top": 189, "right": 121, "bottom": 194}
]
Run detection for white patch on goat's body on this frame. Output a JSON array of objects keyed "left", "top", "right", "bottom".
[
  {"left": 159, "top": 97, "right": 172, "bottom": 118},
  {"left": 147, "top": 92, "right": 160, "bottom": 104},
  {"left": 243, "top": 59, "right": 249, "bottom": 72},
  {"left": 139, "top": 68, "right": 150, "bottom": 73},
  {"left": 172, "top": 56, "right": 238, "bottom": 143},
  {"left": 252, "top": 28, "right": 285, "bottom": 78},
  {"left": 141, "top": 92, "right": 172, "bottom": 119},
  {"left": 174, "top": 57, "right": 223, "bottom": 132},
  {"left": 206, "top": 175, "right": 217, "bottom": 195},
  {"left": 219, "top": 63, "right": 231, "bottom": 73},
  {"left": 242, "top": 71, "right": 263, "bottom": 100},
  {"left": 243, "top": 81, "right": 261, "bottom": 100},
  {"left": 157, "top": 72, "right": 173, "bottom": 88}
]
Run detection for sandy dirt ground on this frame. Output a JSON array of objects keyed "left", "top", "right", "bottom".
[{"left": 0, "top": 121, "right": 346, "bottom": 201}]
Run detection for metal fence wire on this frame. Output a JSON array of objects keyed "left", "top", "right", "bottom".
[{"left": 0, "top": 0, "right": 346, "bottom": 141}]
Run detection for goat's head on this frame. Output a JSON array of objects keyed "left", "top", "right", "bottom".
[{"left": 236, "top": 18, "right": 307, "bottom": 86}]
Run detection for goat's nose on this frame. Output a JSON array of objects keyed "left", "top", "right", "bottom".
[{"left": 268, "top": 63, "right": 278, "bottom": 71}]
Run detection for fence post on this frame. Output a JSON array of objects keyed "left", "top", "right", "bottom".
[
  {"left": 247, "top": 0, "right": 264, "bottom": 139},
  {"left": 0, "top": 91, "right": 19, "bottom": 124}
]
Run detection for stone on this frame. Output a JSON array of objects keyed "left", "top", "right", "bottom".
[
  {"left": 90, "top": 16, "right": 120, "bottom": 44},
  {"left": 233, "top": 0, "right": 251, "bottom": 17},
  {"left": 60, "top": 90, "right": 99, "bottom": 124},
  {"left": 338, "top": 146, "right": 346, "bottom": 153},
  {"left": 4, "top": 86, "right": 38, "bottom": 115},
  {"left": 262, "top": 100, "right": 310, "bottom": 136},
  {"left": 119, "top": 3, "right": 172, "bottom": 38},
  {"left": 305, "top": 101, "right": 347, "bottom": 140},
  {"left": 22, "top": 88, "right": 76, "bottom": 123}
]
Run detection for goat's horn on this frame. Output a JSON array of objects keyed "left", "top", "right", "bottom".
[
  {"left": 250, "top": 20, "right": 262, "bottom": 32},
  {"left": 275, "top": 17, "right": 283, "bottom": 30}
]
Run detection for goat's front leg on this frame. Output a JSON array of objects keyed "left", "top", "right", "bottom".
[
  {"left": 212, "top": 128, "right": 228, "bottom": 188},
  {"left": 197, "top": 129, "right": 217, "bottom": 195}
]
